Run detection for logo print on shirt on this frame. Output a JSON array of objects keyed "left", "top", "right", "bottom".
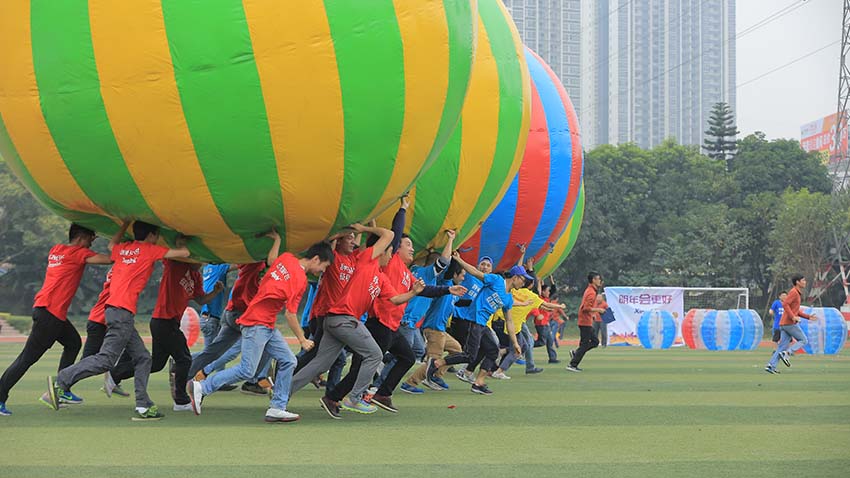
[
  {"left": 368, "top": 275, "right": 381, "bottom": 300},
  {"left": 47, "top": 254, "right": 65, "bottom": 268},
  {"left": 338, "top": 263, "right": 354, "bottom": 283},
  {"left": 179, "top": 271, "right": 196, "bottom": 296},
  {"left": 270, "top": 263, "right": 291, "bottom": 282}
]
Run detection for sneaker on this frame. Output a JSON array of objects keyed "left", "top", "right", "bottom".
[
  {"left": 491, "top": 370, "right": 511, "bottom": 380},
  {"left": 764, "top": 366, "right": 780, "bottom": 374},
  {"left": 525, "top": 367, "right": 544, "bottom": 374},
  {"left": 548, "top": 359, "right": 561, "bottom": 364},
  {"left": 430, "top": 376, "right": 450, "bottom": 390},
  {"left": 341, "top": 397, "right": 377, "bottom": 414},
  {"left": 311, "top": 375, "right": 324, "bottom": 389},
  {"left": 446, "top": 366, "right": 457, "bottom": 373},
  {"left": 565, "top": 365, "right": 582, "bottom": 372},
  {"left": 779, "top": 351, "right": 792, "bottom": 368},
  {"left": 240, "top": 382, "right": 267, "bottom": 396},
  {"left": 172, "top": 402, "right": 193, "bottom": 412},
  {"left": 569, "top": 349, "right": 576, "bottom": 361},
  {"left": 425, "top": 358, "right": 440, "bottom": 381},
  {"left": 111, "top": 384, "right": 130, "bottom": 397},
  {"left": 319, "top": 396, "right": 342, "bottom": 420},
  {"left": 455, "top": 370, "right": 473, "bottom": 384},
  {"left": 219, "top": 384, "right": 238, "bottom": 392},
  {"left": 103, "top": 372, "right": 116, "bottom": 398},
  {"left": 187, "top": 380, "right": 203, "bottom": 415},
  {"left": 515, "top": 359, "right": 526, "bottom": 366},
  {"left": 257, "top": 377, "right": 274, "bottom": 398},
  {"left": 0, "top": 402, "right": 11, "bottom": 416},
  {"left": 400, "top": 383, "right": 424, "bottom": 395},
  {"left": 471, "top": 383, "right": 493, "bottom": 395},
  {"left": 58, "top": 390, "right": 83, "bottom": 405},
  {"left": 370, "top": 394, "right": 398, "bottom": 413},
  {"left": 421, "top": 377, "right": 444, "bottom": 391},
  {"left": 42, "top": 376, "right": 60, "bottom": 411},
  {"left": 168, "top": 358, "right": 177, "bottom": 401},
  {"left": 367, "top": 386, "right": 379, "bottom": 396},
  {"left": 132, "top": 405, "right": 164, "bottom": 421},
  {"left": 264, "top": 408, "right": 300, "bottom": 423}
]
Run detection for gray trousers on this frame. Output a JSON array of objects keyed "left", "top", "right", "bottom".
[
  {"left": 57, "top": 306, "right": 153, "bottom": 408},
  {"left": 291, "top": 315, "right": 381, "bottom": 401},
  {"left": 592, "top": 320, "right": 608, "bottom": 347}
]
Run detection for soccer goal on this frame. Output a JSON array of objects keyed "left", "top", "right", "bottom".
[{"left": 682, "top": 287, "right": 749, "bottom": 311}]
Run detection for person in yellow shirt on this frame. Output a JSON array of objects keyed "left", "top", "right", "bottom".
[{"left": 492, "top": 286, "right": 565, "bottom": 380}]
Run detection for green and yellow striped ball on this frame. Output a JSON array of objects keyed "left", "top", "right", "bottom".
[
  {"left": 534, "top": 182, "right": 585, "bottom": 279},
  {"left": 378, "top": 0, "right": 529, "bottom": 253},
  {"left": 0, "top": 0, "right": 478, "bottom": 263}
]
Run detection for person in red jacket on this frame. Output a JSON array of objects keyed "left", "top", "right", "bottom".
[
  {"left": 0, "top": 224, "right": 113, "bottom": 416},
  {"left": 766, "top": 274, "right": 817, "bottom": 374},
  {"left": 567, "top": 272, "right": 606, "bottom": 372}
]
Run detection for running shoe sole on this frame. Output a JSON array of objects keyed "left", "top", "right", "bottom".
[
  {"left": 264, "top": 415, "right": 300, "bottom": 423},
  {"left": 319, "top": 397, "right": 342, "bottom": 420},
  {"left": 780, "top": 352, "right": 791, "bottom": 368},
  {"left": 187, "top": 381, "right": 202, "bottom": 415},
  {"left": 370, "top": 397, "right": 398, "bottom": 413},
  {"left": 341, "top": 401, "right": 377, "bottom": 414},
  {"left": 45, "top": 376, "right": 59, "bottom": 411}
]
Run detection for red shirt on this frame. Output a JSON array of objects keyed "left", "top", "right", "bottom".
[
  {"left": 578, "top": 284, "right": 598, "bottom": 327},
  {"left": 311, "top": 249, "right": 358, "bottom": 319},
  {"left": 328, "top": 247, "right": 383, "bottom": 319},
  {"left": 152, "top": 260, "right": 204, "bottom": 319},
  {"left": 533, "top": 307, "right": 551, "bottom": 326},
  {"left": 226, "top": 262, "right": 265, "bottom": 312},
  {"left": 593, "top": 301, "right": 609, "bottom": 322},
  {"left": 381, "top": 254, "right": 413, "bottom": 315},
  {"left": 106, "top": 241, "right": 169, "bottom": 315},
  {"left": 370, "top": 273, "right": 403, "bottom": 331},
  {"left": 33, "top": 244, "right": 98, "bottom": 321},
  {"left": 780, "top": 287, "right": 811, "bottom": 326},
  {"left": 237, "top": 253, "right": 307, "bottom": 329},
  {"left": 88, "top": 268, "right": 113, "bottom": 325}
]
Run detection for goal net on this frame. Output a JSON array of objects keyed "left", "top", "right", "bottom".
[{"left": 682, "top": 287, "right": 749, "bottom": 311}]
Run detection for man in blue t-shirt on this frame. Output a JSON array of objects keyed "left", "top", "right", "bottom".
[
  {"left": 199, "top": 264, "right": 231, "bottom": 344},
  {"left": 769, "top": 291, "right": 787, "bottom": 343}
]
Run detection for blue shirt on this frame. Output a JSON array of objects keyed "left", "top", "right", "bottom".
[
  {"left": 471, "top": 273, "right": 513, "bottom": 326},
  {"left": 300, "top": 281, "right": 319, "bottom": 328},
  {"left": 770, "top": 299, "right": 784, "bottom": 330},
  {"left": 421, "top": 276, "right": 456, "bottom": 332},
  {"left": 401, "top": 264, "right": 439, "bottom": 328},
  {"left": 453, "top": 275, "right": 482, "bottom": 322},
  {"left": 200, "top": 264, "right": 230, "bottom": 318}
]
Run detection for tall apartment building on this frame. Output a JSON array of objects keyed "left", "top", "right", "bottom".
[
  {"left": 581, "top": 0, "right": 737, "bottom": 149},
  {"left": 502, "top": 0, "right": 583, "bottom": 113}
]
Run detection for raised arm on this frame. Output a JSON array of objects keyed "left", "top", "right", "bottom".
[
  {"left": 451, "top": 251, "right": 484, "bottom": 281},
  {"left": 164, "top": 234, "right": 191, "bottom": 259},
  {"left": 516, "top": 243, "right": 526, "bottom": 267},
  {"left": 389, "top": 196, "right": 409, "bottom": 254},
  {"left": 351, "top": 223, "right": 394, "bottom": 260},
  {"left": 264, "top": 228, "right": 281, "bottom": 266},
  {"left": 107, "top": 220, "right": 131, "bottom": 252}
]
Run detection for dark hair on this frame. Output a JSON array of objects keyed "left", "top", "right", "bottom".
[
  {"left": 779, "top": 290, "right": 787, "bottom": 295},
  {"left": 132, "top": 221, "right": 160, "bottom": 241},
  {"left": 541, "top": 284, "right": 552, "bottom": 294},
  {"left": 790, "top": 274, "right": 804, "bottom": 286},
  {"left": 303, "top": 241, "right": 335, "bottom": 264},
  {"left": 587, "top": 271, "right": 601, "bottom": 283},
  {"left": 69, "top": 223, "right": 95, "bottom": 242},
  {"left": 444, "top": 259, "right": 464, "bottom": 279},
  {"left": 401, "top": 233, "right": 410, "bottom": 241}
]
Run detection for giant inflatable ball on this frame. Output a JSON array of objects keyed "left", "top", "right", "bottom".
[
  {"left": 0, "top": 0, "right": 478, "bottom": 263},
  {"left": 798, "top": 308, "right": 848, "bottom": 355},
  {"left": 682, "top": 309, "right": 710, "bottom": 350},
  {"left": 701, "top": 310, "right": 744, "bottom": 351},
  {"left": 637, "top": 310, "right": 677, "bottom": 349},
  {"left": 459, "top": 46, "right": 584, "bottom": 271},
  {"left": 379, "top": 0, "right": 530, "bottom": 254},
  {"left": 534, "top": 183, "right": 584, "bottom": 278},
  {"left": 734, "top": 309, "right": 764, "bottom": 351}
]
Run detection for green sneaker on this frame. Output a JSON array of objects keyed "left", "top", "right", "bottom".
[{"left": 131, "top": 405, "right": 164, "bottom": 421}]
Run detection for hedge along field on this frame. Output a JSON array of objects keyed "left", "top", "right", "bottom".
[{"left": 0, "top": 344, "right": 847, "bottom": 478}]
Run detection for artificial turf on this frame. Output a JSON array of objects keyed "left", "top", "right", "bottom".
[{"left": 0, "top": 343, "right": 847, "bottom": 478}]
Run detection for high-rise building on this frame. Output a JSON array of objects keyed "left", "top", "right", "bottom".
[
  {"left": 581, "top": 0, "right": 736, "bottom": 149},
  {"left": 502, "top": 0, "right": 582, "bottom": 113}
]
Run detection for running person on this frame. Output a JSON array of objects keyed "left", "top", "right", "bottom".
[
  {"left": 766, "top": 275, "right": 815, "bottom": 374},
  {"left": 567, "top": 272, "right": 606, "bottom": 372},
  {"left": 769, "top": 291, "right": 787, "bottom": 344},
  {"left": 0, "top": 224, "right": 113, "bottom": 416},
  {"left": 84, "top": 268, "right": 133, "bottom": 398},
  {"left": 45, "top": 221, "right": 191, "bottom": 421}
]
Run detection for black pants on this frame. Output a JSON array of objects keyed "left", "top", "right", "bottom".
[
  {"left": 327, "top": 317, "right": 415, "bottom": 401},
  {"left": 295, "top": 316, "right": 325, "bottom": 374},
  {"left": 448, "top": 317, "right": 471, "bottom": 347},
  {"left": 83, "top": 321, "right": 134, "bottom": 386},
  {"left": 0, "top": 308, "right": 81, "bottom": 402},
  {"left": 444, "top": 322, "right": 499, "bottom": 373},
  {"left": 111, "top": 318, "right": 192, "bottom": 404},
  {"left": 570, "top": 325, "right": 599, "bottom": 367}
]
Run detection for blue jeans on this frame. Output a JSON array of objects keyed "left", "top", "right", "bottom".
[
  {"left": 767, "top": 324, "right": 809, "bottom": 369},
  {"left": 201, "top": 325, "right": 295, "bottom": 410},
  {"left": 499, "top": 331, "right": 531, "bottom": 371},
  {"left": 375, "top": 323, "right": 424, "bottom": 388},
  {"left": 520, "top": 323, "right": 536, "bottom": 368}
]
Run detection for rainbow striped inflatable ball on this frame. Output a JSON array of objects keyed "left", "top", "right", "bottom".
[
  {"left": 0, "top": 0, "right": 478, "bottom": 263},
  {"left": 460, "top": 46, "right": 583, "bottom": 271}
]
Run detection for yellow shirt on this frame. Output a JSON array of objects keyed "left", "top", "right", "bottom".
[{"left": 488, "top": 288, "right": 544, "bottom": 334}]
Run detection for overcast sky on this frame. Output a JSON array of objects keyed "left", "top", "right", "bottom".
[{"left": 736, "top": 0, "right": 842, "bottom": 140}]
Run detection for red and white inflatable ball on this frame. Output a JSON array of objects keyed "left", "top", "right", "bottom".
[{"left": 180, "top": 307, "right": 201, "bottom": 348}]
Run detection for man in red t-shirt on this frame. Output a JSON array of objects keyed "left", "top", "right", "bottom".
[
  {"left": 766, "top": 274, "right": 817, "bottom": 373},
  {"left": 591, "top": 293, "right": 610, "bottom": 348},
  {"left": 291, "top": 224, "right": 425, "bottom": 419},
  {"left": 567, "top": 272, "right": 606, "bottom": 372},
  {"left": 108, "top": 260, "right": 223, "bottom": 411},
  {"left": 188, "top": 233, "right": 333, "bottom": 423},
  {"left": 48, "top": 221, "right": 190, "bottom": 421},
  {"left": 0, "top": 224, "right": 112, "bottom": 416}
]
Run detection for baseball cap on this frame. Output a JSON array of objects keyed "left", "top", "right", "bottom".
[
  {"left": 508, "top": 265, "right": 534, "bottom": 281},
  {"left": 479, "top": 256, "right": 494, "bottom": 265}
]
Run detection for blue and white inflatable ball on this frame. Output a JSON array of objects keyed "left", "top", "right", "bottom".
[
  {"left": 701, "top": 310, "right": 744, "bottom": 351},
  {"left": 637, "top": 310, "right": 677, "bottom": 349},
  {"left": 798, "top": 307, "right": 848, "bottom": 355},
  {"left": 734, "top": 309, "right": 764, "bottom": 351}
]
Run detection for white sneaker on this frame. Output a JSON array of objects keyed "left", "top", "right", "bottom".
[
  {"left": 173, "top": 403, "right": 193, "bottom": 412},
  {"left": 491, "top": 370, "right": 511, "bottom": 380},
  {"left": 264, "top": 408, "right": 300, "bottom": 423},
  {"left": 367, "top": 386, "right": 378, "bottom": 396},
  {"left": 187, "top": 380, "right": 203, "bottom": 415}
]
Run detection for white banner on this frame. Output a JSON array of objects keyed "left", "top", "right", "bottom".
[{"left": 604, "top": 287, "right": 684, "bottom": 346}]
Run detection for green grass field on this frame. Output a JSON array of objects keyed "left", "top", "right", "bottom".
[{"left": 0, "top": 343, "right": 848, "bottom": 478}]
